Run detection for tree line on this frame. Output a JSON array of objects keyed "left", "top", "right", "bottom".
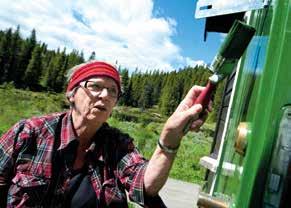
[
  {"left": 0, "top": 27, "right": 225, "bottom": 121},
  {"left": 118, "top": 67, "right": 225, "bottom": 120},
  {"left": 0, "top": 26, "right": 85, "bottom": 92}
]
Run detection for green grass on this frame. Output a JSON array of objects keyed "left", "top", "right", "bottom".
[
  {"left": 0, "top": 85, "right": 67, "bottom": 135},
  {"left": 108, "top": 106, "right": 214, "bottom": 184},
  {"left": 0, "top": 86, "right": 214, "bottom": 185}
]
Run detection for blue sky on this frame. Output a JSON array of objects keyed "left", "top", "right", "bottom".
[
  {"left": 154, "top": 0, "right": 221, "bottom": 65},
  {"left": 0, "top": 0, "right": 221, "bottom": 72}
]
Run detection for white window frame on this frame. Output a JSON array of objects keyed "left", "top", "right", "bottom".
[{"left": 195, "top": 0, "right": 271, "bottom": 18}]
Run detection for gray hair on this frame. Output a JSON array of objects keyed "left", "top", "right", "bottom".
[
  {"left": 65, "top": 61, "right": 96, "bottom": 105},
  {"left": 66, "top": 62, "right": 90, "bottom": 83},
  {"left": 65, "top": 86, "right": 79, "bottom": 108}
]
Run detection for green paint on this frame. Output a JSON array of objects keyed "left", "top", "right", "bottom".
[{"left": 208, "top": 0, "right": 291, "bottom": 207}]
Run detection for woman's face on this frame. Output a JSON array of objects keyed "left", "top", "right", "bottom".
[{"left": 70, "top": 76, "right": 118, "bottom": 124}]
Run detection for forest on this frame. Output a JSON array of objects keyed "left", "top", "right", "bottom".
[{"left": 0, "top": 26, "right": 225, "bottom": 120}]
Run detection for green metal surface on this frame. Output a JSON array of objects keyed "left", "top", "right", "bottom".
[{"left": 212, "top": 0, "right": 291, "bottom": 207}]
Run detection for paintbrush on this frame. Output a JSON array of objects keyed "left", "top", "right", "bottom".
[{"left": 183, "top": 20, "right": 256, "bottom": 133}]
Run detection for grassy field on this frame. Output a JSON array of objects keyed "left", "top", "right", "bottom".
[
  {"left": 0, "top": 85, "right": 68, "bottom": 135},
  {"left": 0, "top": 85, "right": 214, "bottom": 185}
]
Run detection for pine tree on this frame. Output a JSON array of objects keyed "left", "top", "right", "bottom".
[
  {"left": 88, "top": 51, "right": 96, "bottom": 61},
  {"left": 119, "top": 68, "right": 130, "bottom": 105},
  {"left": 138, "top": 80, "right": 154, "bottom": 109},
  {"left": 0, "top": 28, "right": 13, "bottom": 83},
  {"left": 125, "top": 80, "right": 133, "bottom": 105},
  {"left": 40, "top": 50, "right": 54, "bottom": 88},
  {"left": 54, "top": 48, "right": 67, "bottom": 92},
  {"left": 66, "top": 50, "right": 82, "bottom": 69},
  {"left": 130, "top": 69, "right": 142, "bottom": 107},
  {"left": 159, "top": 72, "right": 183, "bottom": 115},
  {"left": 79, "top": 51, "right": 85, "bottom": 63},
  {"left": 7, "top": 26, "right": 22, "bottom": 83},
  {"left": 41, "top": 52, "right": 57, "bottom": 91},
  {"left": 15, "top": 29, "right": 37, "bottom": 87},
  {"left": 23, "top": 45, "right": 42, "bottom": 90},
  {"left": 151, "top": 70, "right": 164, "bottom": 105},
  {"left": 42, "top": 48, "right": 67, "bottom": 92}
]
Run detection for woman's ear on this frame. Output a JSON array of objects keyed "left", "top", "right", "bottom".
[
  {"left": 69, "top": 95, "right": 75, "bottom": 103},
  {"left": 69, "top": 96, "right": 76, "bottom": 108}
]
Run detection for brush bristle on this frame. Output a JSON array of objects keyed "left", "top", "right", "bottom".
[{"left": 219, "top": 20, "right": 256, "bottom": 59}]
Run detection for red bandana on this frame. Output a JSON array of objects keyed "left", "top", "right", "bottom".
[{"left": 66, "top": 61, "right": 121, "bottom": 93}]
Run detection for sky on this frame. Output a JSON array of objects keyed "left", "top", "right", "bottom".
[{"left": 0, "top": 0, "right": 221, "bottom": 72}]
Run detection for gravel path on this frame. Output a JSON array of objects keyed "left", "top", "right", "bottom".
[{"left": 133, "top": 178, "right": 201, "bottom": 208}]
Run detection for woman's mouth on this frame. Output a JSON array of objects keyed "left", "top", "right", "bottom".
[{"left": 93, "top": 105, "right": 107, "bottom": 111}]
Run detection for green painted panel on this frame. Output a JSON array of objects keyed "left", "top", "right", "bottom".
[
  {"left": 213, "top": 8, "right": 272, "bottom": 206},
  {"left": 211, "top": 0, "right": 291, "bottom": 207}
]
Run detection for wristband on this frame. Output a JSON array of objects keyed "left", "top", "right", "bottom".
[{"left": 157, "top": 139, "right": 180, "bottom": 154}]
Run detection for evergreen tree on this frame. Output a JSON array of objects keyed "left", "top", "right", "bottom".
[
  {"left": 79, "top": 51, "right": 85, "bottom": 63},
  {"left": 41, "top": 51, "right": 58, "bottom": 91},
  {"left": 15, "top": 29, "right": 37, "bottom": 87},
  {"left": 23, "top": 45, "right": 42, "bottom": 90},
  {"left": 66, "top": 50, "right": 82, "bottom": 69},
  {"left": 40, "top": 50, "right": 55, "bottom": 88},
  {"left": 130, "top": 69, "right": 142, "bottom": 107},
  {"left": 159, "top": 72, "right": 183, "bottom": 115},
  {"left": 54, "top": 48, "right": 67, "bottom": 92},
  {"left": 151, "top": 70, "right": 164, "bottom": 105},
  {"left": 88, "top": 51, "right": 96, "bottom": 61},
  {"left": 7, "top": 26, "right": 22, "bottom": 83},
  {"left": 119, "top": 68, "right": 131, "bottom": 105},
  {"left": 138, "top": 80, "right": 154, "bottom": 109},
  {"left": 125, "top": 80, "right": 133, "bottom": 105},
  {"left": 40, "top": 42, "right": 48, "bottom": 53},
  {"left": 42, "top": 48, "right": 67, "bottom": 92},
  {"left": 0, "top": 28, "right": 13, "bottom": 83}
]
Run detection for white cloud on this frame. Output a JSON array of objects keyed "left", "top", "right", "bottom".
[
  {"left": 185, "top": 57, "right": 207, "bottom": 68},
  {"left": 0, "top": 0, "right": 202, "bottom": 72},
  {"left": 175, "top": 56, "right": 207, "bottom": 70}
]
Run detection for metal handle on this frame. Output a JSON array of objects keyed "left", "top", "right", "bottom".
[{"left": 197, "top": 192, "right": 229, "bottom": 208}]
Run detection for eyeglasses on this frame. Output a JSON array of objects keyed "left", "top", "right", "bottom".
[{"left": 83, "top": 81, "right": 119, "bottom": 98}]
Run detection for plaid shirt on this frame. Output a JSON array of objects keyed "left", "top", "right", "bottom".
[{"left": 0, "top": 111, "right": 166, "bottom": 207}]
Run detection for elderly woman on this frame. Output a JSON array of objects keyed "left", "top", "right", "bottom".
[{"left": 0, "top": 61, "right": 205, "bottom": 207}]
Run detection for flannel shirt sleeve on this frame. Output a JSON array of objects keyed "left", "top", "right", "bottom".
[
  {"left": 117, "top": 147, "right": 167, "bottom": 208},
  {"left": 0, "top": 119, "right": 30, "bottom": 206},
  {"left": 0, "top": 120, "right": 29, "bottom": 185}
]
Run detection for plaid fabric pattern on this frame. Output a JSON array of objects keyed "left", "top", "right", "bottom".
[{"left": 0, "top": 111, "right": 166, "bottom": 207}]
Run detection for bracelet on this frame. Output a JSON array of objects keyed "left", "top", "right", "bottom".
[{"left": 157, "top": 139, "right": 180, "bottom": 154}]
